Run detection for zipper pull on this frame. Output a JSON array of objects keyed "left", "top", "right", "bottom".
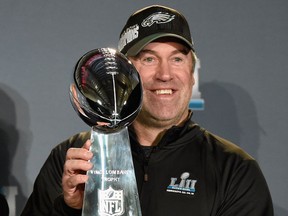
[
  {"left": 144, "top": 162, "right": 149, "bottom": 182},
  {"left": 144, "top": 173, "right": 148, "bottom": 182}
]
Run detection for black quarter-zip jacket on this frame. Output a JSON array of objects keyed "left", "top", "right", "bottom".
[{"left": 21, "top": 118, "right": 274, "bottom": 216}]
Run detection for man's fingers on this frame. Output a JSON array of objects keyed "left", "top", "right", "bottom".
[
  {"left": 64, "top": 159, "right": 93, "bottom": 175},
  {"left": 61, "top": 140, "right": 93, "bottom": 210},
  {"left": 63, "top": 174, "right": 89, "bottom": 189},
  {"left": 66, "top": 146, "right": 93, "bottom": 161},
  {"left": 62, "top": 174, "right": 87, "bottom": 209}
]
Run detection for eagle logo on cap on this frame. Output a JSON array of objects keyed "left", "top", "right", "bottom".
[{"left": 141, "top": 12, "right": 175, "bottom": 27}]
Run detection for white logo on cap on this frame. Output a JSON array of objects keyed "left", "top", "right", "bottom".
[{"left": 141, "top": 12, "right": 175, "bottom": 27}]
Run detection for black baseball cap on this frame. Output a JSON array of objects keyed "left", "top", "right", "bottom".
[{"left": 118, "top": 5, "right": 195, "bottom": 56}]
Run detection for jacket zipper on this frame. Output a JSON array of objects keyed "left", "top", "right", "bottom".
[{"left": 142, "top": 146, "right": 154, "bottom": 182}]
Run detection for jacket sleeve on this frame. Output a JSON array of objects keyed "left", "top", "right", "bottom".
[
  {"left": 52, "top": 195, "right": 82, "bottom": 216},
  {"left": 215, "top": 159, "right": 274, "bottom": 216},
  {"left": 21, "top": 132, "right": 89, "bottom": 216}
]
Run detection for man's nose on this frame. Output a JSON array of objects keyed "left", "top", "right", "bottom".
[{"left": 155, "top": 60, "right": 173, "bottom": 81}]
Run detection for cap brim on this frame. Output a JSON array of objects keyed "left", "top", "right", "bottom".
[{"left": 126, "top": 33, "right": 194, "bottom": 56}]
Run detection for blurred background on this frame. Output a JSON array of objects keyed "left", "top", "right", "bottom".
[{"left": 0, "top": 0, "right": 287, "bottom": 215}]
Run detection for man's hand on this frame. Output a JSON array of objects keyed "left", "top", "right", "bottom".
[{"left": 62, "top": 139, "right": 93, "bottom": 209}]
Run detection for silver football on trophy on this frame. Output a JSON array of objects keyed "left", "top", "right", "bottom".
[{"left": 70, "top": 48, "right": 142, "bottom": 132}]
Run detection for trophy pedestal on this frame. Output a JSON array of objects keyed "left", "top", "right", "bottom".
[{"left": 82, "top": 127, "right": 141, "bottom": 216}]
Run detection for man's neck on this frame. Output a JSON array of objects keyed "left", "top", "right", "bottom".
[
  {"left": 131, "top": 110, "right": 192, "bottom": 146},
  {"left": 131, "top": 121, "right": 168, "bottom": 146}
]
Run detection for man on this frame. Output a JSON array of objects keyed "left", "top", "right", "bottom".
[{"left": 22, "top": 5, "right": 274, "bottom": 216}]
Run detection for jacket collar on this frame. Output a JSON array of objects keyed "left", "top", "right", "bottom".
[{"left": 128, "top": 110, "right": 201, "bottom": 149}]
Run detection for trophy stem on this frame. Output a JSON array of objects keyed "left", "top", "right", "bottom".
[{"left": 82, "top": 127, "right": 142, "bottom": 216}]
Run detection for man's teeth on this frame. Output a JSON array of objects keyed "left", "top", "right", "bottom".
[{"left": 155, "top": 89, "right": 173, "bottom": 95}]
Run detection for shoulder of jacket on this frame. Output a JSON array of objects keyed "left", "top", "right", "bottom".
[{"left": 202, "top": 130, "right": 254, "bottom": 161}]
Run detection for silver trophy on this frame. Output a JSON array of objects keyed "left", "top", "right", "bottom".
[{"left": 69, "top": 48, "right": 142, "bottom": 216}]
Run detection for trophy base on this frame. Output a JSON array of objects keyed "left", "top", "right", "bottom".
[{"left": 82, "top": 127, "right": 142, "bottom": 216}]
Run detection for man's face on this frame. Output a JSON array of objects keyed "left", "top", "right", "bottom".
[{"left": 129, "top": 41, "right": 195, "bottom": 128}]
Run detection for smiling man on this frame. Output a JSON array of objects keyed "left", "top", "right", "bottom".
[
  {"left": 128, "top": 40, "right": 195, "bottom": 146},
  {"left": 22, "top": 5, "right": 274, "bottom": 216}
]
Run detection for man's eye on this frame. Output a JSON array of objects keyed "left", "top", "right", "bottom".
[
  {"left": 144, "top": 57, "right": 154, "bottom": 62},
  {"left": 170, "top": 57, "right": 185, "bottom": 65},
  {"left": 173, "top": 57, "right": 183, "bottom": 62},
  {"left": 141, "top": 56, "right": 157, "bottom": 65}
]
